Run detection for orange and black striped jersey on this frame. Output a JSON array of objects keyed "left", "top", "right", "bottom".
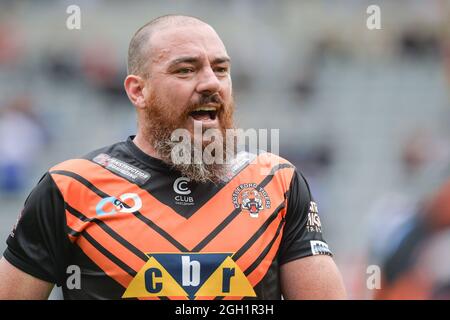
[{"left": 4, "top": 136, "right": 332, "bottom": 300}]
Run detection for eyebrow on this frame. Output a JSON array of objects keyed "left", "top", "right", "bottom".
[{"left": 167, "top": 56, "right": 231, "bottom": 68}]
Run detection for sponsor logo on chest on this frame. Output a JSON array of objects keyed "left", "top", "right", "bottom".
[
  {"left": 173, "top": 177, "right": 195, "bottom": 206},
  {"left": 122, "top": 253, "right": 256, "bottom": 299},
  {"left": 93, "top": 153, "right": 151, "bottom": 185}
]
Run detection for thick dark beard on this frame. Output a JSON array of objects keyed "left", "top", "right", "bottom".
[
  {"left": 142, "top": 91, "right": 236, "bottom": 184},
  {"left": 154, "top": 138, "right": 234, "bottom": 184}
]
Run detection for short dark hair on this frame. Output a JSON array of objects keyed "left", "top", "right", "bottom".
[{"left": 127, "top": 14, "right": 207, "bottom": 77}]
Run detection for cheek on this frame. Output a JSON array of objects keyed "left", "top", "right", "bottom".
[
  {"left": 221, "top": 79, "right": 232, "bottom": 100},
  {"left": 161, "top": 79, "right": 195, "bottom": 108}
]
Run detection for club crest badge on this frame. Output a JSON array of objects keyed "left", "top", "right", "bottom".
[{"left": 232, "top": 183, "right": 271, "bottom": 218}]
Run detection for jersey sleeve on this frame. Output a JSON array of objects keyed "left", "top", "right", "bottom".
[
  {"left": 278, "top": 169, "right": 333, "bottom": 265},
  {"left": 3, "top": 172, "right": 69, "bottom": 286}
]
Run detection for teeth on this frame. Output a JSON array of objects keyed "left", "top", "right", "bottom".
[{"left": 192, "top": 107, "right": 216, "bottom": 112}]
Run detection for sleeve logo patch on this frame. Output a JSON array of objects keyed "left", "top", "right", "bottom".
[
  {"left": 306, "top": 201, "right": 322, "bottom": 233},
  {"left": 10, "top": 208, "right": 24, "bottom": 238},
  {"left": 122, "top": 253, "right": 256, "bottom": 299},
  {"left": 310, "top": 240, "right": 332, "bottom": 256}
]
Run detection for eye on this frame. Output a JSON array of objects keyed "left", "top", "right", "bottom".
[
  {"left": 176, "top": 68, "right": 194, "bottom": 74},
  {"left": 214, "top": 67, "right": 229, "bottom": 74}
]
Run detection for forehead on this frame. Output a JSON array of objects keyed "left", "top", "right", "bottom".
[{"left": 148, "top": 24, "right": 229, "bottom": 65}]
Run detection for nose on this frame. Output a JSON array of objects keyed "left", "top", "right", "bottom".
[{"left": 195, "top": 66, "right": 221, "bottom": 95}]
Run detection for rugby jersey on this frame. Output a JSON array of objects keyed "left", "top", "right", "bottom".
[{"left": 4, "top": 136, "right": 332, "bottom": 299}]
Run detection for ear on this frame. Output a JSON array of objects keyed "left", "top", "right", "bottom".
[{"left": 124, "top": 75, "right": 148, "bottom": 109}]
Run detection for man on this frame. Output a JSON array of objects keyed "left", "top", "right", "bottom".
[{"left": 0, "top": 15, "right": 346, "bottom": 300}]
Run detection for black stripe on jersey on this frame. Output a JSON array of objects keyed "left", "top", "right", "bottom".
[
  {"left": 50, "top": 170, "right": 188, "bottom": 252},
  {"left": 81, "top": 231, "right": 137, "bottom": 277},
  {"left": 63, "top": 244, "right": 137, "bottom": 299},
  {"left": 191, "top": 164, "right": 293, "bottom": 252},
  {"left": 51, "top": 170, "right": 109, "bottom": 197},
  {"left": 244, "top": 217, "right": 285, "bottom": 276},
  {"left": 246, "top": 258, "right": 281, "bottom": 300},
  {"left": 232, "top": 200, "right": 285, "bottom": 262},
  {"left": 191, "top": 207, "right": 241, "bottom": 252},
  {"left": 259, "top": 163, "right": 294, "bottom": 185},
  {"left": 213, "top": 202, "right": 285, "bottom": 301},
  {"left": 134, "top": 213, "right": 188, "bottom": 252},
  {"left": 65, "top": 203, "right": 149, "bottom": 262},
  {"left": 66, "top": 225, "right": 81, "bottom": 237}
]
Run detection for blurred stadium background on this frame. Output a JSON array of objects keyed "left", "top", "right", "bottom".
[{"left": 1, "top": 0, "right": 450, "bottom": 299}]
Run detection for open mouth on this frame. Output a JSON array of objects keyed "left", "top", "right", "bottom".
[{"left": 189, "top": 106, "right": 218, "bottom": 121}]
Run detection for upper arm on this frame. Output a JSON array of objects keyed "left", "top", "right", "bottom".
[
  {"left": 2, "top": 173, "right": 69, "bottom": 295},
  {"left": 278, "top": 170, "right": 332, "bottom": 265},
  {"left": 280, "top": 255, "right": 347, "bottom": 300},
  {"left": 0, "top": 257, "right": 54, "bottom": 299},
  {"left": 278, "top": 169, "right": 345, "bottom": 299}
]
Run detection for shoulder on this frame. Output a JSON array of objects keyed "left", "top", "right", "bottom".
[
  {"left": 233, "top": 151, "right": 294, "bottom": 170},
  {"left": 49, "top": 140, "right": 125, "bottom": 173},
  {"left": 254, "top": 151, "right": 294, "bottom": 169},
  {"left": 44, "top": 140, "right": 126, "bottom": 197},
  {"left": 233, "top": 151, "right": 298, "bottom": 191},
  {"left": 251, "top": 152, "right": 313, "bottom": 197}
]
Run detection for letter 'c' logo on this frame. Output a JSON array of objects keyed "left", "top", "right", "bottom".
[{"left": 173, "top": 177, "right": 191, "bottom": 195}]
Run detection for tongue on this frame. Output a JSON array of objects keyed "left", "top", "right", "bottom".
[{"left": 190, "top": 111, "right": 211, "bottom": 121}]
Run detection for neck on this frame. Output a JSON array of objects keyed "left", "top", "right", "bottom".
[{"left": 132, "top": 132, "right": 162, "bottom": 160}]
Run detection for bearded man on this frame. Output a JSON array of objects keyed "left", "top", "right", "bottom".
[{"left": 0, "top": 15, "right": 346, "bottom": 300}]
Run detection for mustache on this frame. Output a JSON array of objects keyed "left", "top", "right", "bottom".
[
  {"left": 186, "top": 93, "right": 224, "bottom": 113},
  {"left": 199, "top": 93, "right": 223, "bottom": 105}
]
